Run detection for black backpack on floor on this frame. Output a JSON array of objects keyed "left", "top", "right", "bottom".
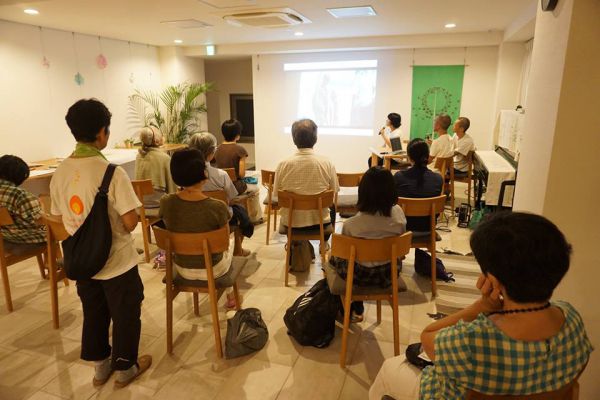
[{"left": 283, "top": 279, "right": 341, "bottom": 348}]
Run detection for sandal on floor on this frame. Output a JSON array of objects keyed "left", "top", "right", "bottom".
[{"left": 114, "top": 355, "right": 152, "bottom": 389}]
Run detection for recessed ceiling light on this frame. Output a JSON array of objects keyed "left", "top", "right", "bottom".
[
  {"left": 445, "top": 23, "right": 457, "bottom": 29},
  {"left": 174, "top": 39, "right": 183, "bottom": 44},
  {"left": 206, "top": 45, "right": 215, "bottom": 56},
  {"left": 294, "top": 31, "right": 304, "bottom": 37},
  {"left": 24, "top": 8, "right": 39, "bottom": 15},
  {"left": 327, "top": 6, "right": 377, "bottom": 19}
]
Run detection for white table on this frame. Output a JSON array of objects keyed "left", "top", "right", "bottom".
[{"left": 475, "top": 150, "right": 516, "bottom": 207}]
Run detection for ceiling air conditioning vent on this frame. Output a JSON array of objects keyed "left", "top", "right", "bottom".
[{"left": 223, "top": 8, "right": 311, "bottom": 28}]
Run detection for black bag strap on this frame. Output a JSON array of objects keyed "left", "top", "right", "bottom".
[{"left": 99, "top": 164, "right": 117, "bottom": 195}]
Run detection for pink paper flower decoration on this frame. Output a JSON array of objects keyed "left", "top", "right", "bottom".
[
  {"left": 96, "top": 54, "right": 108, "bottom": 69},
  {"left": 42, "top": 56, "right": 50, "bottom": 69}
]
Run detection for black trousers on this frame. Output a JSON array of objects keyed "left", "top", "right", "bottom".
[
  {"left": 76, "top": 266, "right": 144, "bottom": 370},
  {"left": 291, "top": 207, "right": 337, "bottom": 241},
  {"left": 230, "top": 204, "right": 254, "bottom": 238}
]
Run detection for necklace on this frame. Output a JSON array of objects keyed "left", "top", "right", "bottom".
[{"left": 488, "top": 302, "right": 551, "bottom": 316}]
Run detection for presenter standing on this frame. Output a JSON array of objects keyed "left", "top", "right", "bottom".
[{"left": 368, "top": 113, "right": 409, "bottom": 167}]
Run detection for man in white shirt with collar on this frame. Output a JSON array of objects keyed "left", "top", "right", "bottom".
[
  {"left": 274, "top": 119, "right": 339, "bottom": 232},
  {"left": 427, "top": 113, "right": 455, "bottom": 169},
  {"left": 452, "top": 117, "right": 475, "bottom": 177}
]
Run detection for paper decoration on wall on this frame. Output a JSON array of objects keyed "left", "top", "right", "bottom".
[
  {"left": 129, "top": 72, "right": 135, "bottom": 84},
  {"left": 410, "top": 65, "right": 465, "bottom": 140},
  {"left": 42, "top": 56, "right": 50, "bottom": 69},
  {"left": 96, "top": 54, "right": 108, "bottom": 69},
  {"left": 74, "top": 72, "right": 85, "bottom": 86}
]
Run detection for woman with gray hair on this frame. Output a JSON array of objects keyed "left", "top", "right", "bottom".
[
  {"left": 134, "top": 126, "right": 177, "bottom": 208},
  {"left": 188, "top": 132, "right": 254, "bottom": 257}
]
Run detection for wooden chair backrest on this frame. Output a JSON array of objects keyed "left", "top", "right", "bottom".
[
  {"left": 434, "top": 156, "right": 454, "bottom": 174},
  {"left": 0, "top": 207, "right": 14, "bottom": 226},
  {"left": 277, "top": 190, "right": 335, "bottom": 211},
  {"left": 131, "top": 179, "right": 154, "bottom": 201},
  {"left": 222, "top": 168, "right": 236, "bottom": 181},
  {"left": 466, "top": 381, "right": 579, "bottom": 400},
  {"left": 203, "top": 190, "right": 228, "bottom": 204},
  {"left": 331, "top": 232, "right": 412, "bottom": 263},
  {"left": 261, "top": 169, "right": 275, "bottom": 190},
  {"left": 337, "top": 172, "right": 363, "bottom": 188},
  {"left": 397, "top": 196, "right": 446, "bottom": 218},
  {"left": 38, "top": 194, "right": 52, "bottom": 215},
  {"left": 42, "top": 215, "right": 70, "bottom": 242},
  {"left": 152, "top": 224, "right": 230, "bottom": 256}
]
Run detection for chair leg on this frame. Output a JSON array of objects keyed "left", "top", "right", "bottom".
[
  {"left": 340, "top": 293, "right": 353, "bottom": 368},
  {"left": 141, "top": 219, "right": 151, "bottom": 264},
  {"left": 193, "top": 292, "right": 199, "bottom": 316},
  {"left": 265, "top": 205, "right": 271, "bottom": 245},
  {"left": 209, "top": 291, "right": 223, "bottom": 358},
  {"left": 36, "top": 254, "right": 46, "bottom": 279},
  {"left": 49, "top": 265, "right": 59, "bottom": 329},
  {"left": 431, "top": 247, "right": 438, "bottom": 298},
  {"left": 284, "top": 240, "right": 291, "bottom": 287},
  {"left": 147, "top": 224, "right": 152, "bottom": 244},
  {"left": 1, "top": 262, "right": 13, "bottom": 312},
  {"left": 391, "top": 295, "right": 400, "bottom": 356},
  {"left": 376, "top": 300, "right": 382, "bottom": 323},
  {"left": 467, "top": 179, "right": 472, "bottom": 207},
  {"left": 273, "top": 209, "right": 278, "bottom": 231},
  {"left": 166, "top": 289, "right": 173, "bottom": 354},
  {"left": 233, "top": 283, "right": 242, "bottom": 310}
]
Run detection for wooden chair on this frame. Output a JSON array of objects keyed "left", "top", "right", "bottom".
[
  {"left": 131, "top": 179, "right": 161, "bottom": 263},
  {"left": 453, "top": 150, "right": 475, "bottom": 206},
  {"left": 334, "top": 173, "right": 363, "bottom": 216},
  {"left": 151, "top": 224, "right": 242, "bottom": 357},
  {"left": 42, "top": 215, "right": 70, "bottom": 329},
  {"left": 0, "top": 207, "right": 47, "bottom": 312},
  {"left": 277, "top": 190, "right": 335, "bottom": 286},
  {"left": 466, "top": 381, "right": 580, "bottom": 400},
  {"left": 397, "top": 196, "right": 446, "bottom": 297},
  {"left": 261, "top": 169, "right": 280, "bottom": 245},
  {"left": 222, "top": 167, "right": 236, "bottom": 182},
  {"left": 329, "top": 232, "right": 412, "bottom": 368},
  {"left": 203, "top": 190, "right": 244, "bottom": 256},
  {"left": 435, "top": 156, "right": 455, "bottom": 215}
]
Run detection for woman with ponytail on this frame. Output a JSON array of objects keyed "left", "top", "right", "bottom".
[{"left": 394, "top": 138, "right": 443, "bottom": 232}]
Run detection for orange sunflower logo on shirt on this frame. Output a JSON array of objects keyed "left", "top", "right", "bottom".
[{"left": 69, "top": 195, "right": 84, "bottom": 215}]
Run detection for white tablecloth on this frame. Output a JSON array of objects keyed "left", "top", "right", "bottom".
[{"left": 476, "top": 150, "right": 516, "bottom": 207}]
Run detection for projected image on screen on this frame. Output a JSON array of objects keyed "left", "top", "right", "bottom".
[{"left": 284, "top": 60, "right": 378, "bottom": 136}]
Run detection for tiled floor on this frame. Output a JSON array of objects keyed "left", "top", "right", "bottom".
[{"left": 0, "top": 195, "right": 477, "bottom": 400}]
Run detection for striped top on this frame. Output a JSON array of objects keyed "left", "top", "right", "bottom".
[{"left": 420, "top": 301, "right": 593, "bottom": 399}]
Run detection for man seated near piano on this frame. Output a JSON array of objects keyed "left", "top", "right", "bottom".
[
  {"left": 427, "top": 113, "right": 455, "bottom": 171},
  {"left": 452, "top": 117, "right": 476, "bottom": 177}
]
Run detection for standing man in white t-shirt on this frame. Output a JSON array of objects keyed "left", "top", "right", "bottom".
[
  {"left": 452, "top": 117, "right": 476, "bottom": 177},
  {"left": 427, "top": 113, "right": 455, "bottom": 170},
  {"left": 369, "top": 112, "right": 409, "bottom": 167},
  {"left": 50, "top": 99, "right": 152, "bottom": 389}
]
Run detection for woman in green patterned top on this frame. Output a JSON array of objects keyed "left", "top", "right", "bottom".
[
  {"left": 0, "top": 155, "right": 46, "bottom": 245},
  {"left": 370, "top": 212, "right": 593, "bottom": 400}
]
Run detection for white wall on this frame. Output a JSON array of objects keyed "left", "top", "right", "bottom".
[
  {"left": 513, "top": 0, "right": 600, "bottom": 396},
  {"left": 0, "top": 20, "right": 162, "bottom": 162},
  {"left": 205, "top": 58, "right": 255, "bottom": 164},
  {"left": 253, "top": 46, "right": 499, "bottom": 173}
]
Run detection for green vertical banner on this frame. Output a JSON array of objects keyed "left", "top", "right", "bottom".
[{"left": 410, "top": 65, "right": 465, "bottom": 139}]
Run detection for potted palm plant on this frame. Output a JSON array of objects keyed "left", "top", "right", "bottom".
[{"left": 128, "top": 82, "right": 213, "bottom": 144}]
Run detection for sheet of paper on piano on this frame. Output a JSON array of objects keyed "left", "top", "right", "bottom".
[{"left": 495, "top": 110, "right": 525, "bottom": 155}]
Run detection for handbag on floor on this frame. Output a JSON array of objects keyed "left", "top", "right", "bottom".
[
  {"left": 284, "top": 279, "right": 341, "bottom": 348},
  {"left": 62, "top": 164, "right": 116, "bottom": 280},
  {"left": 289, "top": 240, "right": 315, "bottom": 272},
  {"left": 406, "top": 342, "right": 434, "bottom": 370},
  {"left": 414, "top": 249, "right": 455, "bottom": 282},
  {"left": 225, "top": 308, "right": 269, "bottom": 359}
]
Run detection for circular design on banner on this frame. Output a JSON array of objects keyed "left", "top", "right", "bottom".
[
  {"left": 418, "top": 86, "right": 455, "bottom": 119},
  {"left": 69, "top": 195, "right": 84, "bottom": 215}
]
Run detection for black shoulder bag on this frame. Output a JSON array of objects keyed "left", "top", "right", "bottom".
[{"left": 62, "top": 164, "right": 117, "bottom": 280}]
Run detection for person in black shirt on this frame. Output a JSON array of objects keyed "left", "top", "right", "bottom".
[{"left": 394, "top": 139, "right": 443, "bottom": 232}]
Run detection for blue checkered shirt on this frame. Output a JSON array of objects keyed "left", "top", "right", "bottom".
[{"left": 420, "top": 301, "right": 593, "bottom": 399}]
